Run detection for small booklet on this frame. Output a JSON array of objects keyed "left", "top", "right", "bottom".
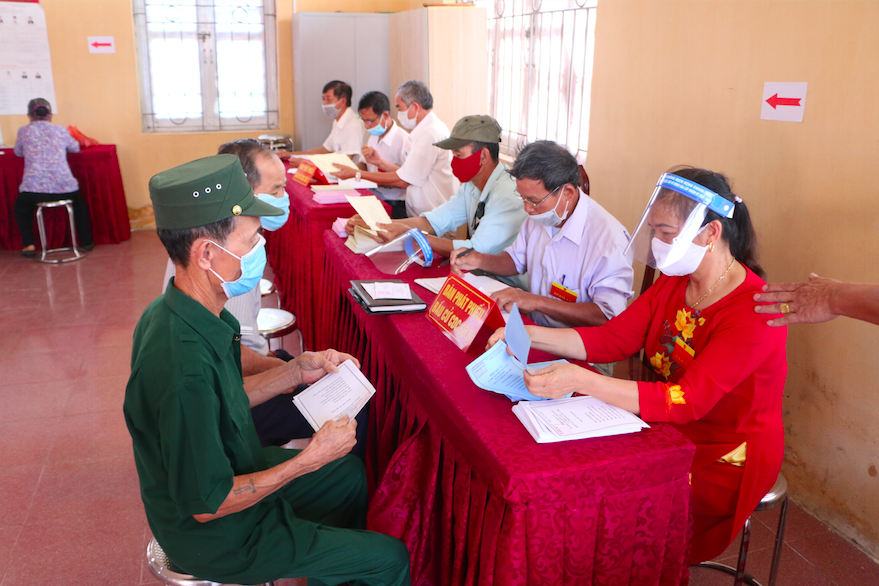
[
  {"left": 292, "top": 359, "right": 376, "bottom": 432},
  {"left": 349, "top": 279, "right": 427, "bottom": 313},
  {"left": 512, "top": 396, "right": 649, "bottom": 443}
]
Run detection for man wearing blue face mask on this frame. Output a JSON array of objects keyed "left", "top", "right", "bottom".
[
  {"left": 160, "top": 140, "right": 371, "bottom": 456},
  {"left": 278, "top": 80, "right": 366, "bottom": 167},
  {"left": 451, "top": 141, "right": 634, "bottom": 375},
  {"left": 356, "top": 90, "right": 410, "bottom": 218},
  {"left": 126, "top": 154, "right": 410, "bottom": 586}
]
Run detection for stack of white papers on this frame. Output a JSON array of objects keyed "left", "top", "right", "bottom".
[
  {"left": 513, "top": 396, "right": 649, "bottom": 443},
  {"left": 415, "top": 273, "right": 511, "bottom": 296},
  {"left": 292, "top": 360, "right": 376, "bottom": 431},
  {"left": 345, "top": 226, "right": 381, "bottom": 254}
]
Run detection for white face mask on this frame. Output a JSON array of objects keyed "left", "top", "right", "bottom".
[
  {"left": 530, "top": 191, "right": 570, "bottom": 227},
  {"left": 322, "top": 102, "right": 340, "bottom": 119},
  {"left": 651, "top": 237, "right": 708, "bottom": 276},
  {"left": 397, "top": 105, "right": 417, "bottom": 130}
]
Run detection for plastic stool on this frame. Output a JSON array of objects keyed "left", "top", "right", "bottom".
[
  {"left": 694, "top": 473, "right": 789, "bottom": 586},
  {"left": 35, "top": 199, "right": 86, "bottom": 263},
  {"left": 146, "top": 537, "right": 275, "bottom": 586}
]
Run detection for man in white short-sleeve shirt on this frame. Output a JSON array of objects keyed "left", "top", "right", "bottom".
[
  {"left": 331, "top": 79, "right": 457, "bottom": 217},
  {"left": 354, "top": 90, "right": 410, "bottom": 218},
  {"left": 280, "top": 80, "right": 365, "bottom": 166},
  {"left": 452, "top": 141, "right": 634, "bottom": 373}
]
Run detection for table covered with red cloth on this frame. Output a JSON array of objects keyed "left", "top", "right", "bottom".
[
  {"left": 0, "top": 145, "right": 131, "bottom": 249},
  {"left": 264, "top": 173, "right": 389, "bottom": 350},
  {"left": 319, "top": 232, "right": 696, "bottom": 586}
]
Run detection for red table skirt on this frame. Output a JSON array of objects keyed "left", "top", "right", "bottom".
[
  {"left": 0, "top": 145, "right": 131, "bottom": 249},
  {"left": 319, "top": 233, "right": 695, "bottom": 585}
]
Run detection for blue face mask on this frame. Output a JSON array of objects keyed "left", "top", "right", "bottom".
[
  {"left": 366, "top": 117, "right": 387, "bottom": 136},
  {"left": 255, "top": 192, "right": 290, "bottom": 231},
  {"left": 208, "top": 233, "right": 267, "bottom": 298}
]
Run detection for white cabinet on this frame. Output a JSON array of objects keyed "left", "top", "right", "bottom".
[{"left": 292, "top": 12, "right": 390, "bottom": 150}]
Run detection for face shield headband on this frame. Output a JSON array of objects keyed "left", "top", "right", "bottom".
[{"left": 624, "top": 173, "right": 735, "bottom": 271}]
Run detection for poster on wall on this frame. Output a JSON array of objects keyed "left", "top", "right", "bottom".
[{"left": 0, "top": 1, "right": 57, "bottom": 115}]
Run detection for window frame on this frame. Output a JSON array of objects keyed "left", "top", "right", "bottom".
[{"left": 132, "top": 0, "right": 279, "bottom": 133}]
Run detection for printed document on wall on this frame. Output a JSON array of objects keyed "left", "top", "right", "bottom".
[{"left": 0, "top": 2, "right": 56, "bottom": 115}]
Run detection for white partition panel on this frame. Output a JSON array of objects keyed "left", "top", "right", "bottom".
[{"left": 292, "top": 12, "right": 390, "bottom": 151}]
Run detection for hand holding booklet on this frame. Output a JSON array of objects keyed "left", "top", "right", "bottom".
[{"left": 292, "top": 360, "right": 376, "bottom": 432}]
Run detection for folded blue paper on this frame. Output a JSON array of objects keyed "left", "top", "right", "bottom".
[{"left": 466, "top": 340, "right": 569, "bottom": 402}]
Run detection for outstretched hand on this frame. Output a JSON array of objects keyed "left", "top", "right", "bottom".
[{"left": 754, "top": 273, "right": 839, "bottom": 326}]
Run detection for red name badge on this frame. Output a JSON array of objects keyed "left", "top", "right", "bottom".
[
  {"left": 291, "top": 160, "right": 318, "bottom": 187},
  {"left": 550, "top": 281, "right": 578, "bottom": 303},
  {"left": 427, "top": 273, "right": 505, "bottom": 354},
  {"left": 671, "top": 336, "right": 695, "bottom": 371}
]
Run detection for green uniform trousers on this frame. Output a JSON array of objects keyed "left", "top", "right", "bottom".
[{"left": 278, "top": 453, "right": 410, "bottom": 586}]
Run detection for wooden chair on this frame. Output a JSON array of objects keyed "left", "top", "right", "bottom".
[{"left": 578, "top": 165, "right": 590, "bottom": 195}]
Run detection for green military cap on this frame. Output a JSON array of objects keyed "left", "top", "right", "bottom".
[
  {"left": 149, "top": 154, "right": 282, "bottom": 230},
  {"left": 433, "top": 115, "right": 502, "bottom": 150}
]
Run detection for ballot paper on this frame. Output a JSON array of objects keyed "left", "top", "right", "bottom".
[
  {"left": 362, "top": 282, "right": 412, "bottom": 300},
  {"left": 302, "top": 153, "right": 359, "bottom": 182},
  {"left": 313, "top": 189, "right": 361, "bottom": 204},
  {"left": 313, "top": 178, "right": 379, "bottom": 190},
  {"left": 292, "top": 360, "right": 376, "bottom": 432},
  {"left": 505, "top": 304, "right": 530, "bottom": 367},
  {"left": 466, "top": 341, "right": 569, "bottom": 402},
  {"left": 345, "top": 226, "right": 382, "bottom": 254},
  {"left": 346, "top": 195, "right": 392, "bottom": 232},
  {"left": 512, "top": 396, "right": 649, "bottom": 443}
]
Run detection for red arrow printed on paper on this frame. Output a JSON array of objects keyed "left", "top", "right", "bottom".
[
  {"left": 766, "top": 93, "right": 801, "bottom": 109},
  {"left": 91, "top": 42, "right": 112, "bottom": 48}
]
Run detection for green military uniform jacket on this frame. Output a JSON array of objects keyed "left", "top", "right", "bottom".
[{"left": 124, "top": 279, "right": 316, "bottom": 583}]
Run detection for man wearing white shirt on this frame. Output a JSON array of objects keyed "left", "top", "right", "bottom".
[
  {"left": 452, "top": 141, "right": 634, "bottom": 373},
  {"left": 349, "top": 115, "right": 527, "bottom": 258},
  {"left": 331, "top": 79, "right": 457, "bottom": 217},
  {"left": 280, "top": 80, "right": 365, "bottom": 166},
  {"left": 356, "top": 91, "right": 410, "bottom": 219}
]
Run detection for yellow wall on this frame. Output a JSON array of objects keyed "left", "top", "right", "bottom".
[
  {"left": 587, "top": 0, "right": 879, "bottom": 557},
  {"left": 0, "top": 0, "right": 421, "bottom": 210}
]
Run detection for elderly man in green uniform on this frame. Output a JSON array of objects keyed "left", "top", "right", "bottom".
[{"left": 124, "top": 154, "right": 410, "bottom": 586}]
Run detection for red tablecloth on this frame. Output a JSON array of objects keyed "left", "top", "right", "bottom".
[
  {"left": 264, "top": 173, "right": 389, "bottom": 350},
  {"left": 0, "top": 145, "right": 131, "bottom": 249},
  {"left": 319, "top": 232, "right": 696, "bottom": 586}
]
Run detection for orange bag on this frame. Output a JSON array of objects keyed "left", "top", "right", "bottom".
[{"left": 67, "top": 126, "right": 100, "bottom": 148}]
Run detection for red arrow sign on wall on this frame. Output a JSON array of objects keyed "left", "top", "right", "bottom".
[
  {"left": 91, "top": 42, "right": 112, "bottom": 48},
  {"left": 766, "top": 94, "right": 801, "bottom": 109}
]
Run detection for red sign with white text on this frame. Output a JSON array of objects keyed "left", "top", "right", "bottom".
[{"left": 427, "top": 273, "right": 505, "bottom": 354}]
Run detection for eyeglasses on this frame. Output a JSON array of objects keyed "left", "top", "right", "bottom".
[
  {"left": 517, "top": 185, "right": 562, "bottom": 210},
  {"left": 360, "top": 114, "right": 381, "bottom": 127}
]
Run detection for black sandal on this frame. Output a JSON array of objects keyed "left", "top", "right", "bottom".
[{"left": 20, "top": 248, "right": 36, "bottom": 258}]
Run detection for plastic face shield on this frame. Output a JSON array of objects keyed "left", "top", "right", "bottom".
[
  {"left": 365, "top": 228, "right": 435, "bottom": 275},
  {"left": 625, "top": 173, "right": 735, "bottom": 269}
]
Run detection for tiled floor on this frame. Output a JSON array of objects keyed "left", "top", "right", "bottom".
[{"left": 0, "top": 231, "right": 877, "bottom": 586}]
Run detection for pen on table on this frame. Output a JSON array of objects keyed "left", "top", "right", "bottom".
[{"left": 438, "top": 247, "right": 474, "bottom": 268}]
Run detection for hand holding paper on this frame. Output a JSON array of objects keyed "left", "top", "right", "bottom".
[
  {"left": 292, "top": 360, "right": 376, "bottom": 431},
  {"left": 346, "top": 195, "right": 392, "bottom": 232}
]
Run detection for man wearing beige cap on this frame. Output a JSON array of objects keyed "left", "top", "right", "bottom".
[
  {"left": 124, "top": 154, "right": 410, "bottom": 585},
  {"left": 346, "top": 115, "right": 527, "bottom": 258}
]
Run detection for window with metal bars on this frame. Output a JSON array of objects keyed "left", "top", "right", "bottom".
[
  {"left": 476, "top": 0, "right": 597, "bottom": 162},
  {"left": 133, "top": 0, "right": 278, "bottom": 133}
]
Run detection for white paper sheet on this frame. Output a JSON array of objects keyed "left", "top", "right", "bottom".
[
  {"left": 345, "top": 195, "right": 392, "bottom": 232},
  {"left": 292, "top": 360, "right": 376, "bottom": 432},
  {"left": 465, "top": 341, "right": 568, "bottom": 402},
  {"left": 363, "top": 282, "right": 412, "bottom": 300}
]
